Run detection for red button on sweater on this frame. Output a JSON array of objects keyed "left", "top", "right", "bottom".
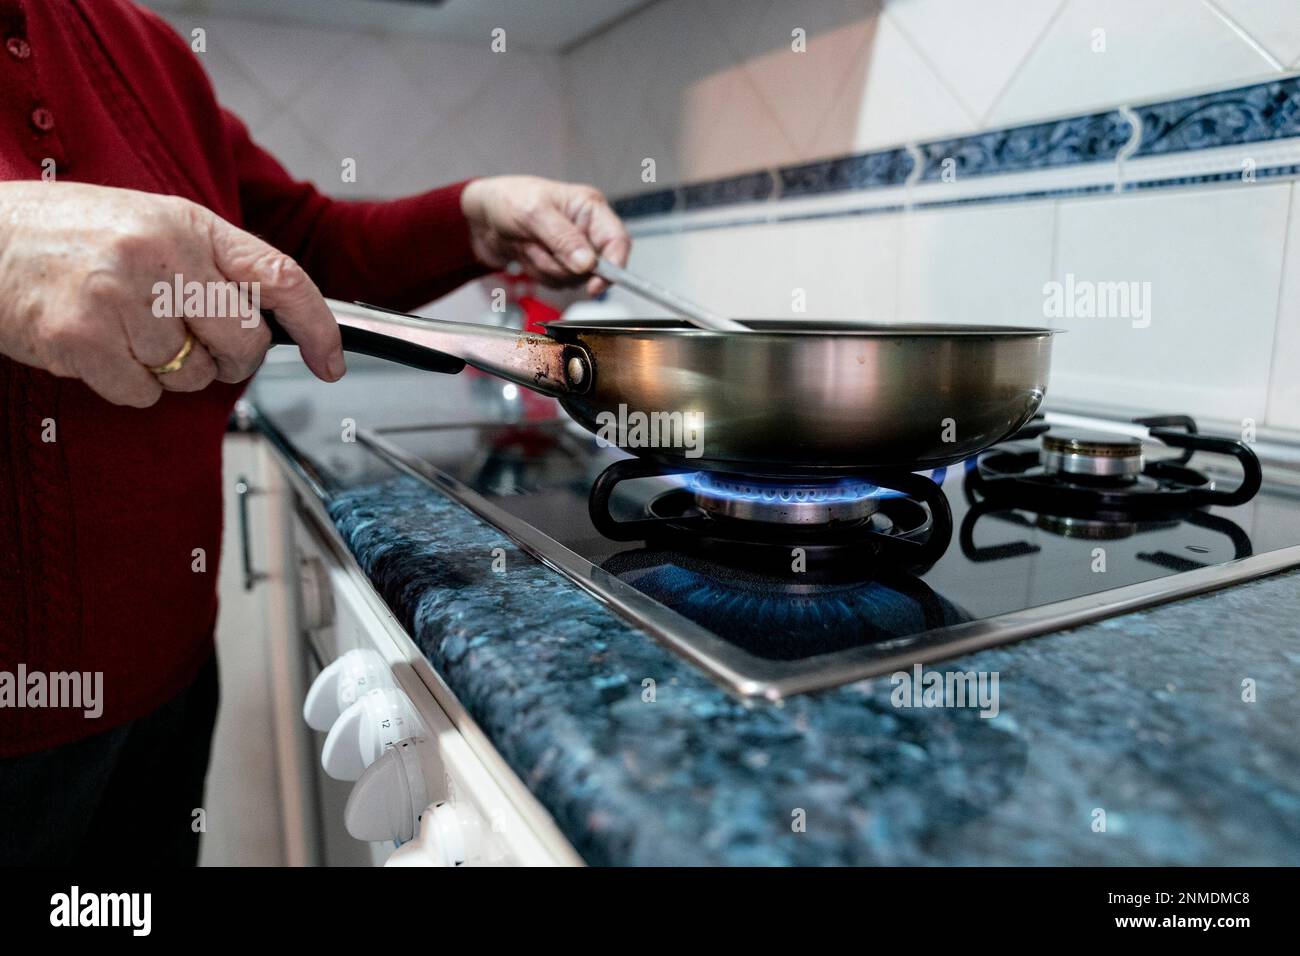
[{"left": 0, "top": 0, "right": 485, "bottom": 756}]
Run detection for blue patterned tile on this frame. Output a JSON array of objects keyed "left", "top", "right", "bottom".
[
  {"left": 608, "top": 79, "right": 1300, "bottom": 227},
  {"left": 1135, "top": 77, "right": 1300, "bottom": 158},
  {"left": 680, "top": 169, "right": 775, "bottom": 210},
  {"left": 777, "top": 148, "right": 913, "bottom": 197},
  {"left": 918, "top": 111, "right": 1132, "bottom": 182},
  {"left": 611, "top": 188, "right": 678, "bottom": 220}
]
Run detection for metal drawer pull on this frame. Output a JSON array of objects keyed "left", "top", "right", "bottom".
[{"left": 235, "top": 476, "right": 267, "bottom": 591}]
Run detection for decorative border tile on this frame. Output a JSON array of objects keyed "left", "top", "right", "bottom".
[
  {"left": 680, "top": 169, "right": 775, "bottom": 210},
  {"left": 778, "top": 148, "right": 912, "bottom": 197},
  {"left": 611, "top": 188, "right": 677, "bottom": 219},
  {"left": 1136, "top": 78, "right": 1300, "bottom": 158},
  {"left": 917, "top": 110, "right": 1132, "bottom": 182},
  {"left": 612, "top": 76, "right": 1300, "bottom": 227},
  {"left": 1124, "top": 163, "right": 1300, "bottom": 191}
]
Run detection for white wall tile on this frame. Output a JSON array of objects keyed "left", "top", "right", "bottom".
[
  {"left": 282, "top": 33, "right": 445, "bottom": 196},
  {"left": 187, "top": 42, "right": 275, "bottom": 130},
  {"left": 847, "top": 9, "right": 976, "bottom": 150},
  {"left": 885, "top": 0, "right": 1066, "bottom": 123},
  {"left": 200, "top": 15, "right": 355, "bottom": 108},
  {"left": 703, "top": 0, "right": 879, "bottom": 155},
  {"left": 161, "top": 11, "right": 567, "bottom": 200},
  {"left": 634, "top": 1, "right": 798, "bottom": 180},
  {"left": 1209, "top": 0, "right": 1300, "bottom": 70},
  {"left": 779, "top": 215, "right": 900, "bottom": 320},
  {"left": 989, "top": 0, "right": 1280, "bottom": 128},
  {"left": 561, "top": 7, "right": 685, "bottom": 194},
  {"left": 561, "top": 0, "right": 1000, "bottom": 186},
  {"left": 379, "top": 117, "right": 486, "bottom": 195},
  {"left": 246, "top": 113, "right": 339, "bottom": 190},
  {"left": 618, "top": 216, "right": 899, "bottom": 321},
  {"left": 897, "top": 200, "right": 1057, "bottom": 325},
  {"left": 455, "top": 49, "right": 568, "bottom": 181},
  {"left": 386, "top": 35, "right": 507, "bottom": 121},
  {"left": 1266, "top": 183, "right": 1300, "bottom": 430},
  {"left": 1048, "top": 184, "right": 1290, "bottom": 421}
]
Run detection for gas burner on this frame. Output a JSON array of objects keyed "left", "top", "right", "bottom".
[
  {"left": 967, "top": 415, "right": 1261, "bottom": 518},
  {"left": 687, "top": 472, "right": 895, "bottom": 525},
  {"left": 1040, "top": 430, "right": 1144, "bottom": 481},
  {"left": 588, "top": 458, "right": 952, "bottom": 570}
]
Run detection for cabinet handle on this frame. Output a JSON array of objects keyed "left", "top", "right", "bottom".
[{"left": 235, "top": 476, "right": 267, "bottom": 591}]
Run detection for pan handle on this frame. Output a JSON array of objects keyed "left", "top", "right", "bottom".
[
  {"left": 264, "top": 299, "right": 592, "bottom": 397},
  {"left": 264, "top": 311, "right": 466, "bottom": 375}
]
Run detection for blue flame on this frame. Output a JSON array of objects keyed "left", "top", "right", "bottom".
[{"left": 688, "top": 472, "right": 911, "bottom": 503}]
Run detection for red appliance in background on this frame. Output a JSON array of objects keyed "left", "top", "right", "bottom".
[{"left": 502, "top": 270, "right": 563, "bottom": 333}]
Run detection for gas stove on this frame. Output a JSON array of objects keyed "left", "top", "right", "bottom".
[{"left": 357, "top": 410, "right": 1300, "bottom": 699}]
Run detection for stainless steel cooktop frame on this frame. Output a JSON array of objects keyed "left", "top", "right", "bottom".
[{"left": 359, "top": 425, "right": 1300, "bottom": 702}]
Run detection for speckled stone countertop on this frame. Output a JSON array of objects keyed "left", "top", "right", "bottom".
[{"left": 252, "top": 361, "right": 1300, "bottom": 866}]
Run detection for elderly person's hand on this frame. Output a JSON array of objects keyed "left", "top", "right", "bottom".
[
  {"left": 461, "top": 176, "right": 631, "bottom": 297},
  {"left": 0, "top": 180, "right": 344, "bottom": 408}
]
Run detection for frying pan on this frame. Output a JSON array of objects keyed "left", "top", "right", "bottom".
[{"left": 268, "top": 300, "right": 1055, "bottom": 476}]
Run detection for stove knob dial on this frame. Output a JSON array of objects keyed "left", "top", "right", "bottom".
[
  {"left": 321, "top": 686, "right": 421, "bottom": 781},
  {"left": 303, "top": 649, "right": 391, "bottom": 732},
  {"left": 344, "top": 736, "right": 450, "bottom": 845},
  {"left": 385, "top": 802, "right": 479, "bottom": 867}
]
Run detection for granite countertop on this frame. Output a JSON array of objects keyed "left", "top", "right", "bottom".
[{"left": 251, "top": 359, "right": 1300, "bottom": 866}]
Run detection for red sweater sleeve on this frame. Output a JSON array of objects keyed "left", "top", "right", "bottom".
[{"left": 221, "top": 110, "right": 488, "bottom": 312}]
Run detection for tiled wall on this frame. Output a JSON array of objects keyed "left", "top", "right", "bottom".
[
  {"left": 154, "top": 10, "right": 568, "bottom": 194},
  {"left": 149, "top": 5, "right": 570, "bottom": 322},
  {"left": 563, "top": 0, "right": 1300, "bottom": 434},
  {"left": 564, "top": 0, "right": 1299, "bottom": 192}
]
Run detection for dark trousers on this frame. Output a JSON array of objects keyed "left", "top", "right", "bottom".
[{"left": 0, "top": 653, "right": 219, "bottom": 866}]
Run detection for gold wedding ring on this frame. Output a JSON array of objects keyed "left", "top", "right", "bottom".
[{"left": 148, "top": 333, "right": 196, "bottom": 375}]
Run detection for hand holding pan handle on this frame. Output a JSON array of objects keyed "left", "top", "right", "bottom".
[
  {"left": 262, "top": 300, "right": 593, "bottom": 395},
  {"left": 263, "top": 306, "right": 465, "bottom": 375}
]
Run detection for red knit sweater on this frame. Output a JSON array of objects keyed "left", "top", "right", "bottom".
[{"left": 0, "top": 0, "right": 485, "bottom": 756}]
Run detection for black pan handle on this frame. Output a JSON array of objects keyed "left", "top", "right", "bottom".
[{"left": 262, "top": 310, "right": 466, "bottom": 375}]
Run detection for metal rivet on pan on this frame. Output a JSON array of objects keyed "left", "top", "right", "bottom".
[{"left": 566, "top": 356, "right": 586, "bottom": 387}]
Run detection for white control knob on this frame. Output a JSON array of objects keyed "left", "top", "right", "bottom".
[
  {"left": 303, "top": 649, "right": 392, "bottom": 732},
  {"left": 345, "top": 736, "right": 449, "bottom": 844},
  {"left": 385, "top": 802, "right": 478, "bottom": 867},
  {"left": 321, "top": 687, "right": 421, "bottom": 781}
]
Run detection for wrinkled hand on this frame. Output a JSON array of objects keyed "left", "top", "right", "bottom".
[
  {"left": 0, "top": 180, "right": 344, "bottom": 407},
  {"left": 460, "top": 175, "right": 631, "bottom": 296}
]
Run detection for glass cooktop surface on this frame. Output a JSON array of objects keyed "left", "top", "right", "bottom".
[{"left": 358, "top": 416, "right": 1300, "bottom": 698}]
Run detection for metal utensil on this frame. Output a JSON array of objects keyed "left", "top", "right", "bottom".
[
  {"left": 267, "top": 302, "right": 1055, "bottom": 475},
  {"left": 592, "top": 258, "right": 749, "bottom": 333}
]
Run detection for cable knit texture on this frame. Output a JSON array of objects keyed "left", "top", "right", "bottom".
[{"left": 0, "top": 0, "right": 484, "bottom": 755}]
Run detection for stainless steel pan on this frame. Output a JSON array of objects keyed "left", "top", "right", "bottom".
[{"left": 270, "top": 301, "right": 1055, "bottom": 476}]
